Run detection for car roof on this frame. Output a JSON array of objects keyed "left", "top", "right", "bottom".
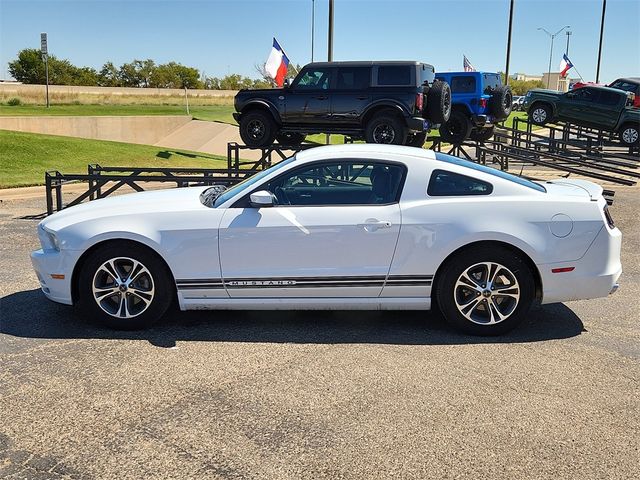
[
  {"left": 296, "top": 143, "right": 435, "bottom": 162},
  {"left": 613, "top": 77, "right": 640, "bottom": 84},
  {"left": 583, "top": 85, "right": 629, "bottom": 95},
  {"left": 303, "top": 61, "right": 434, "bottom": 69},
  {"left": 435, "top": 71, "right": 499, "bottom": 76}
]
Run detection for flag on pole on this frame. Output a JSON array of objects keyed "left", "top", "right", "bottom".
[
  {"left": 463, "top": 55, "right": 476, "bottom": 72},
  {"left": 559, "top": 54, "right": 574, "bottom": 78},
  {"left": 265, "top": 38, "right": 290, "bottom": 87}
]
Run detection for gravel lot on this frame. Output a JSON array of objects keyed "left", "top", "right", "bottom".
[{"left": 1, "top": 188, "right": 638, "bottom": 480}]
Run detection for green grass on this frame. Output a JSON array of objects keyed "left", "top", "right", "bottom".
[
  {"left": 0, "top": 129, "right": 228, "bottom": 188},
  {"left": 0, "top": 104, "right": 237, "bottom": 125}
]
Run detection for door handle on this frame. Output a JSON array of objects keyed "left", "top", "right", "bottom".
[
  {"left": 358, "top": 220, "right": 392, "bottom": 232},
  {"left": 315, "top": 95, "right": 328, "bottom": 100}
]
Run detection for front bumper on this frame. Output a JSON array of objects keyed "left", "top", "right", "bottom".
[
  {"left": 31, "top": 248, "right": 75, "bottom": 305},
  {"left": 539, "top": 225, "right": 622, "bottom": 304}
]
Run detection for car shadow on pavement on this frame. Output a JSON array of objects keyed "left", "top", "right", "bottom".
[{"left": 1, "top": 289, "right": 586, "bottom": 347}]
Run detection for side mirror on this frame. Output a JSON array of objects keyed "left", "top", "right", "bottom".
[{"left": 250, "top": 190, "right": 276, "bottom": 208}]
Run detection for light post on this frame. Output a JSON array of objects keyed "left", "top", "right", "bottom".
[
  {"left": 504, "top": 0, "right": 515, "bottom": 86},
  {"left": 596, "top": 0, "right": 607, "bottom": 83},
  {"left": 565, "top": 30, "right": 572, "bottom": 55},
  {"left": 311, "top": 0, "right": 315, "bottom": 62},
  {"left": 326, "top": 0, "right": 334, "bottom": 144},
  {"left": 537, "top": 25, "right": 570, "bottom": 89}
]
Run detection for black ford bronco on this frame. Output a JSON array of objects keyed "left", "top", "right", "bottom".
[{"left": 233, "top": 61, "right": 451, "bottom": 147}]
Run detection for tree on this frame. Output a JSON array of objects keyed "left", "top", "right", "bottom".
[
  {"left": 8, "top": 49, "right": 47, "bottom": 84},
  {"left": 98, "top": 62, "right": 121, "bottom": 87},
  {"left": 149, "top": 62, "right": 202, "bottom": 89}
]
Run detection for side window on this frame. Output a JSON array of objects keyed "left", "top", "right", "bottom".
[
  {"left": 451, "top": 76, "right": 476, "bottom": 93},
  {"left": 293, "top": 68, "right": 332, "bottom": 90},
  {"left": 267, "top": 161, "right": 405, "bottom": 206},
  {"left": 337, "top": 67, "right": 370, "bottom": 90},
  {"left": 572, "top": 88, "right": 596, "bottom": 102},
  {"left": 483, "top": 74, "right": 501, "bottom": 94},
  {"left": 427, "top": 169, "right": 493, "bottom": 196},
  {"left": 377, "top": 66, "right": 411, "bottom": 86},
  {"left": 598, "top": 90, "right": 621, "bottom": 106}
]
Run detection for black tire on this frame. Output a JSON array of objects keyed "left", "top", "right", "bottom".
[
  {"left": 436, "top": 245, "right": 535, "bottom": 336},
  {"left": 619, "top": 123, "right": 640, "bottom": 147},
  {"left": 426, "top": 81, "right": 452, "bottom": 124},
  {"left": 77, "top": 242, "right": 174, "bottom": 330},
  {"left": 489, "top": 85, "right": 513, "bottom": 119},
  {"left": 438, "top": 110, "right": 472, "bottom": 144},
  {"left": 239, "top": 110, "right": 277, "bottom": 147},
  {"left": 276, "top": 132, "right": 306, "bottom": 146},
  {"left": 528, "top": 103, "right": 552, "bottom": 126},
  {"left": 405, "top": 131, "right": 428, "bottom": 147},
  {"left": 365, "top": 111, "right": 407, "bottom": 145},
  {"left": 469, "top": 126, "right": 495, "bottom": 142}
]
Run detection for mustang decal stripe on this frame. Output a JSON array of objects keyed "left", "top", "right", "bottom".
[{"left": 176, "top": 275, "right": 434, "bottom": 290}]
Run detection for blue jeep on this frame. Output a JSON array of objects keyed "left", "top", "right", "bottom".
[{"left": 434, "top": 72, "right": 513, "bottom": 143}]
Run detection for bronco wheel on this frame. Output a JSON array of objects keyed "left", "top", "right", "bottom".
[
  {"left": 365, "top": 112, "right": 407, "bottom": 145},
  {"left": 529, "top": 103, "right": 551, "bottom": 126},
  {"left": 405, "top": 131, "right": 428, "bottom": 147},
  {"left": 436, "top": 246, "right": 535, "bottom": 335},
  {"left": 438, "top": 110, "right": 472, "bottom": 144},
  {"left": 78, "top": 243, "right": 173, "bottom": 330},
  {"left": 469, "top": 126, "right": 495, "bottom": 142},
  {"left": 239, "top": 110, "right": 277, "bottom": 147},
  {"left": 619, "top": 124, "right": 639, "bottom": 146},
  {"left": 276, "top": 132, "right": 306, "bottom": 146}
]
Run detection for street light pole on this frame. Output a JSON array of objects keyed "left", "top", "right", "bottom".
[
  {"left": 596, "top": 0, "right": 607, "bottom": 83},
  {"left": 504, "top": 0, "right": 515, "bottom": 86},
  {"left": 326, "top": 0, "right": 334, "bottom": 144},
  {"left": 311, "top": 0, "right": 315, "bottom": 62},
  {"left": 565, "top": 30, "right": 572, "bottom": 55},
  {"left": 538, "top": 26, "right": 570, "bottom": 90}
]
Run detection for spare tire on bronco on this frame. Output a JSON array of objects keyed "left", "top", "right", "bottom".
[
  {"left": 489, "top": 85, "right": 513, "bottom": 119},
  {"left": 426, "top": 81, "right": 452, "bottom": 124}
]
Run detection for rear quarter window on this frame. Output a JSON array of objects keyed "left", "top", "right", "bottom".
[
  {"left": 428, "top": 169, "right": 493, "bottom": 196},
  {"left": 451, "top": 76, "right": 476, "bottom": 93},
  {"left": 377, "top": 66, "right": 412, "bottom": 86}
]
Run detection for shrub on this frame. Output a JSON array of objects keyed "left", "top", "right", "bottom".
[{"left": 7, "top": 97, "right": 21, "bottom": 106}]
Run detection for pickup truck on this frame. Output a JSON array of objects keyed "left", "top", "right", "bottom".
[
  {"left": 524, "top": 85, "right": 640, "bottom": 146},
  {"left": 233, "top": 61, "right": 452, "bottom": 148}
]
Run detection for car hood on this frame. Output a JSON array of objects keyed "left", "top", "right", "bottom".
[
  {"left": 237, "top": 88, "right": 284, "bottom": 96},
  {"left": 41, "top": 186, "right": 211, "bottom": 232}
]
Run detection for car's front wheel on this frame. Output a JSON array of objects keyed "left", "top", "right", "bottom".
[
  {"left": 405, "top": 131, "right": 428, "bottom": 147},
  {"left": 438, "top": 110, "right": 472, "bottom": 144},
  {"left": 436, "top": 246, "right": 535, "bottom": 335},
  {"left": 78, "top": 242, "right": 173, "bottom": 330},
  {"left": 469, "top": 126, "right": 495, "bottom": 142},
  {"left": 619, "top": 123, "right": 639, "bottom": 147},
  {"left": 529, "top": 103, "right": 551, "bottom": 126},
  {"left": 276, "top": 132, "right": 306, "bottom": 146}
]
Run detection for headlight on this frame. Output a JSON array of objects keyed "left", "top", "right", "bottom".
[{"left": 38, "top": 224, "right": 60, "bottom": 251}]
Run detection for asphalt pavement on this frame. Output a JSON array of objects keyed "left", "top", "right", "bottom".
[{"left": 0, "top": 188, "right": 638, "bottom": 480}]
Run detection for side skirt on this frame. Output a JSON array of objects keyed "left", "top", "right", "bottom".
[{"left": 179, "top": 296, "right": 431, "bottom": 311}]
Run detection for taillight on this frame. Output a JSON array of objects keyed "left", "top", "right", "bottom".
[
  {"left": 479, "top": 98, "right": 487, "bottom": 109},
  {"left": 604, "top": 205, "right": 615, "bottom": 229},
  {"left": 416, "top": 93, "right": 424, "bottom": 111}
]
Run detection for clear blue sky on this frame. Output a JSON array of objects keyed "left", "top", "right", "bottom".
[{"left": 1, "top": 0, "right": 638, "bottom": 84}]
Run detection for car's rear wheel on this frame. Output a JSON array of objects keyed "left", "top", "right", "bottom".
[
  {"left": 469, "top": 126, "right": 495, "bottom": 142},
  {"left": 239, "top": 110, "right": 277, "bottom": 147},
  {"left": 426, "top": 80, "right": 452, "bottom": 124},
  {"left": 619, "top": 123, "right": 639, "bottom": 147},
  {"left": 529, "top": 103, "right": 551, "bottom": 126},
  {"left": 276, "top": 132, "right": 306, "bottom": 146},
  {"left": 78, "top": 243, "right": 173, "bottom": 330},
  {"left": 405, "top": 131, "right": 428, "bottom": 147},
  {"left": 436, "top": 246, "right": 535, "bottom": 335},
  {"left": 365, "top": 112, "right": 407, "bottom": 145},
  {"left": 438, "top": 110, "right": 472, "bottom": 144}
]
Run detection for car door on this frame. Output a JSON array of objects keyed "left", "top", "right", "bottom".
[
  {"left": 330, "top": 66, "right": 371, "bottom": 125},
  {"left": 218, "top": 160, "right": 405, "bottom": 298},
  {"left": 558, "top": 87, "right": 599, "bottom": 127},
  {"left": 284, "top": 67, "right": 333, "bottom": 125}
]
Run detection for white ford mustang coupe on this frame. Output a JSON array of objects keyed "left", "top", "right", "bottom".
[{"left": 32, "top": 144, "right": 622, "bottom": 335}]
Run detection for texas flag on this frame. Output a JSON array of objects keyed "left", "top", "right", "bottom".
[
  {"left": 265, "top": 38, "right": 290, "bottom": 87},
  {"left": 559, "top": 54, "right": 574, "bottom": 78}
]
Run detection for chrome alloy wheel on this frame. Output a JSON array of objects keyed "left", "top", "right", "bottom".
[
  {"left": 531, "top": 107, "right": 547, "bottom": 123},
  {"left": 373, "top": 124, "right": 395, "bottom": 143},
  {"left": 622, "top": 127, "right": 639, "bottom": 144},
  {"left": 453, "top": 262, "right": 520, "bottom": 325},
  {"left": 92, "top": 257, "right": 155, "bottom": 319}
]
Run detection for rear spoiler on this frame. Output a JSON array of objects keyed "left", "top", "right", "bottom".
[{"left": 547, "top": 179, "right": 604, "bottom": 200}]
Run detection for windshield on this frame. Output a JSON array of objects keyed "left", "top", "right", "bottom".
[
  {"left": 434, "top": 153, "right": 546, "bottom": 192},
  {"left": 209, "top": 155, "right": 298, "bottom": 208}
]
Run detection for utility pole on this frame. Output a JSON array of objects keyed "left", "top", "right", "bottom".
[
  {"left": 326, "top": 0, "right": 334, "bottom": 144},
  {"left": 596, "top": 0, "right": 606, "bottom": 83},
  {"left": 504, "top": 0, "right": 514, "bottom": 86}
]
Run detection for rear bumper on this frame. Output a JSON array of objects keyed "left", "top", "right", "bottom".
[
  {"left": 539, "top": 225, "right": 622, "bottom": 304},
  {"left": 407, "top": 116, "right": 430, "bottom": 132},
  {"left": 31, "top": 248, "right": 75, "bottom": 305}
]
